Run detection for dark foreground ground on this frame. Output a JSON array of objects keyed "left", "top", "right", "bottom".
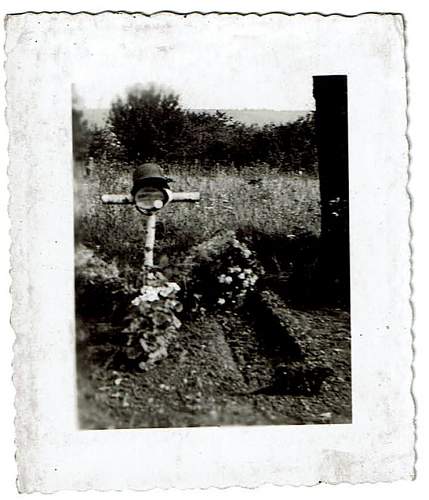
[{"left": 77, "top": 296, "right": 351, "bottom": 429}]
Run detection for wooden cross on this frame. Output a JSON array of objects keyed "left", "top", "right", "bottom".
[{"left": 101, "top": 188, "right": 200, "bottom": 268}]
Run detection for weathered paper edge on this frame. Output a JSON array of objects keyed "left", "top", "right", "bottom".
[{"left": 6, "top": 11, "right": 414, "bottom": 491}]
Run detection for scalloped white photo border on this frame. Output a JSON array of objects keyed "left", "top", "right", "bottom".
[{"left": 6, "top": 12, "right": 413, "bottom": 491}]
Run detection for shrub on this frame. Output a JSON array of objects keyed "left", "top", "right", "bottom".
[
  {"left": 84, "top": 84, "right": 318, "bottom": 175},
  {"left": 108, "top": 84, "right": 187, "bottom": 164},
  {"left": 75, "top": 244, "right": 133, "bottom": 319},
  {"left": 182, "top": 231, "right": 264, "bottom": 311}
]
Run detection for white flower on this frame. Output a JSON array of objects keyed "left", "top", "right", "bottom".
[
  {"left": 238, "top": 273, "right": 245, "bottom": 279},
  {"left": 159, "top": 282, "right": 181, "bottom": 297},
  {"left": 217, "top": 298, "right": 226, "bottom": 305},
  {"left": 167, "top": 282, "right": 181, "bottom": 292},
  {"left": 131, "top": 296, "right": 143, "bottom": 306},
  {"left": 218, "top": 274, "right": 226, "bottom": 283},
  {"left": 228, "top": 267, "right": 241, "bottom": 274},
  {"left": 224, "top": 276, "right": 233, "bottom": 284},
  {"left": 139, "top": 286, "right": 160, "bottom": 302},
  {"left": 139, "top": 338, "right": 150, "bottom": 351}
]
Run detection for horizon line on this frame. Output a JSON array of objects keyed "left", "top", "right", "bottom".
[{"left": 83, "top": 106, "right": 315, "bottom": 111}]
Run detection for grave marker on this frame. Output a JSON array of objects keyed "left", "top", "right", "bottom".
[{"left": 101, "top": 163, "right": 200, "bottom": 267}]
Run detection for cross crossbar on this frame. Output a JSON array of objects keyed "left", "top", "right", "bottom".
[
  {"left": 101, "top": 192, "right": 200, "bottom": 204},
  {"left": 101, "top": 190, "right": 201, "bottom": 267}
]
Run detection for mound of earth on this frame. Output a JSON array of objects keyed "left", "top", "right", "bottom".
[{"left": 77, "top": 288, "right": 351, "bottom": 429}]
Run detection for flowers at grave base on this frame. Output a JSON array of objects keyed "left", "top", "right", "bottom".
[
  {"left": 218, "top": 274, "right": 235, "bottom": 285},
  {"left": 123, "top": 272, "right": 183, "bottom": 371},
  {"left": 184, "top": 231, "right": 264, "bottom": 311},
  {"left": 215, "top": 266, "right": 259, "bottom": 307},
  {"left": 131, "top": 281, "right": 181, "bottom": 304}
]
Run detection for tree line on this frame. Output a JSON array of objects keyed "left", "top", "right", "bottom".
[{"left": 73, "top": 85, "right": 318, "bottom": 174}]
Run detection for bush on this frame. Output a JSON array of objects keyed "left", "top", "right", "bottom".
[
  {"left": 108, "top": 84, "right": 187, "bottom": 164},
  {"left": 182, "top": 231, "right": 264, "bottom": 311},
  {"left": 75, "top": 244, "right": 133, "bottom": 319},
  {"left": 85, "top": 84, "right": 318, "bottom": 175}
]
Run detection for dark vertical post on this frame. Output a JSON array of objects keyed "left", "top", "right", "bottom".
[{"left": 313, "top": 75, "right": 350, "bottom": 307}]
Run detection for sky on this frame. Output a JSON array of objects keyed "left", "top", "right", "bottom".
[
  {"left": 71, "top": 15, "right": 320, "bottom": 111},
  {"left": 74, "top": 71, "right": 315, "bottom": 111},
  {"left": 75, "top": 79, "right": 315, "bottom": 111}
]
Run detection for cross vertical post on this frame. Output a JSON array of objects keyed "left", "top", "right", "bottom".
[{"left": 144, "top": 213, "right": 157, "bottom": 268}]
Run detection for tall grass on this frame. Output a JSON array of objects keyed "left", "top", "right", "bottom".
[{"left": 75, "top": 161, "right": 321, "bottom": 270}]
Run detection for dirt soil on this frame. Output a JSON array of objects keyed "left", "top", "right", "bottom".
[{"left": 77, "top": 293, "right": 351, "bottom": 429}]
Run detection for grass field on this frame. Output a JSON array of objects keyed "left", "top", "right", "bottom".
[{"left": 75, "top": 162, "right": 321, "bottom": 270}]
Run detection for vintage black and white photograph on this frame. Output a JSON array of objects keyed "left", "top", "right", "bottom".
[
  {"left": 8, "top": 12, "right": 413, "bottom": 490},
  {"left": 73, "top": 36, "right": 351, "bottom": 429}
]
